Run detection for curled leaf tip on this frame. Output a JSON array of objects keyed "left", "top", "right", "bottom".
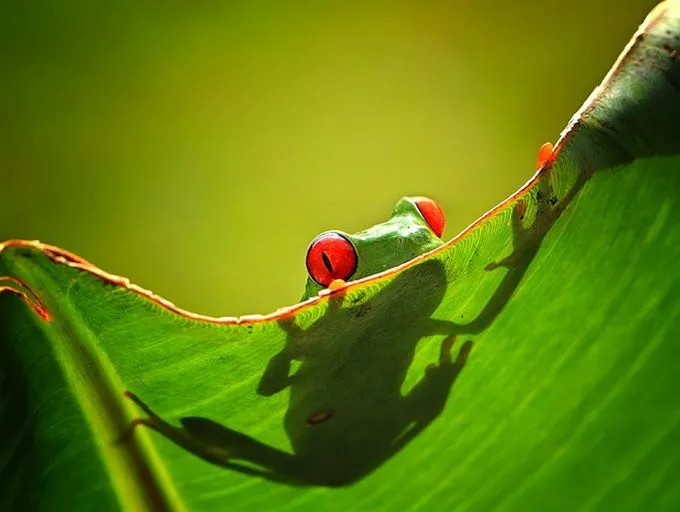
[{"left": 0, "top": 276, "right": 52, "bottom": 321}]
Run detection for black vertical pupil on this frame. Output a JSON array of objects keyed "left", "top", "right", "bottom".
[{"left": 321, "top": 252, "right": 334, "bottom": 273}]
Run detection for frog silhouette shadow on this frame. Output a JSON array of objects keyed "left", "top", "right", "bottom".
[
  {"left": 124, "top": 170, "right": 588, "bottom": 487},
  {"left": 125, "top": 259, "right": 470, "bottom": 487}
]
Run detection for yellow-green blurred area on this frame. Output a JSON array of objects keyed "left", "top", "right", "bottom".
[{"left": 0, "top": 0, "right": 657, "bottom": 316}]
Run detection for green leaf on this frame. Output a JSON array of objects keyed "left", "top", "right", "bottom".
[{"left": 3, "top": 1, "right": 680, "bottom": 510}]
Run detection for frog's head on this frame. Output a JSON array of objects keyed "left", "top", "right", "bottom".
[{"left": 302, "top": 196, "right": 446, "bottom": 300}]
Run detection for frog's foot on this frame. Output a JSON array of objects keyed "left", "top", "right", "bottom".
[
  {"left": 123, "top": 390, "right": 157, "bottom": 419},
  {"left": 535, "top": 141, "right": 556, "bottom": 170},
  {"left": 118, "top": 391, "right": 174, "bottom": 444},
  {"left": 117, "top": 413, "right": 167, "bottom": 445},
  {"left": 318, "top": 278, "right": 347, "bottom": 295},
  {"left": 117, "top": 417, "right": 157, "bottom": 443}
]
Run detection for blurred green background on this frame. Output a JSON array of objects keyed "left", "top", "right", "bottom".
[{"left": 0, "top": 0, "right": 658, "bottom": 316}]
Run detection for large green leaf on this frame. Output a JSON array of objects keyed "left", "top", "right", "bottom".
[{"left": 2, "top": 1, "right": 680, "bottom": 510}]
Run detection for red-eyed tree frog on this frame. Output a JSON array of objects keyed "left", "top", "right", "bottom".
[
  {"left": 302, "top": 196, "right": 446, "bottom": 300},
  {"left": 122, "top": 195, "right": 465, "bottom": 487},
  {"left": 121, "top": 145, "right": 559, "bottom": 486}
]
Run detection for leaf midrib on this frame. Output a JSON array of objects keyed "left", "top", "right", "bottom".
[{"left": 20, "top": 257, "right": 185, "bottom": 512}]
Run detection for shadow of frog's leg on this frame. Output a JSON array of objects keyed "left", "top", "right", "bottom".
[
  {"left": 395, "top": 337, "right": 473, "bottom": 450},
  {"left": 180, "top": 417, "right": 317, "bottom": 485},
  {"left": 463, "top": 201, "right": 539, "bottom": 334},
  {"left": 120, "top": 391, "right": 221, "bottom": 462},
  {"left": 403, "top": 337, "right": 472, "bottom": 412},
  {"left": 257, "top": 350, "right": 295, "bottom": 396},
  {"left": 486, "top": 199, "right": 530, "bottom": 271},
  {"left": 258, "top": 317, "right": 307, "bottom": 396},
  {"left": 222, "top": 461, "right": 313, "bottom": 486},
  {"left": 122, "top": 391, "right": 315, "bottom": 485}
]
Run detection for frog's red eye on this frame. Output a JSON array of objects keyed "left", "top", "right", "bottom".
[
  {"left": 413, "top": 196, "right": 446, "bottom": 238},
  {"left": 306, "top": 232, "right": 358, "bottom": 287}
]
